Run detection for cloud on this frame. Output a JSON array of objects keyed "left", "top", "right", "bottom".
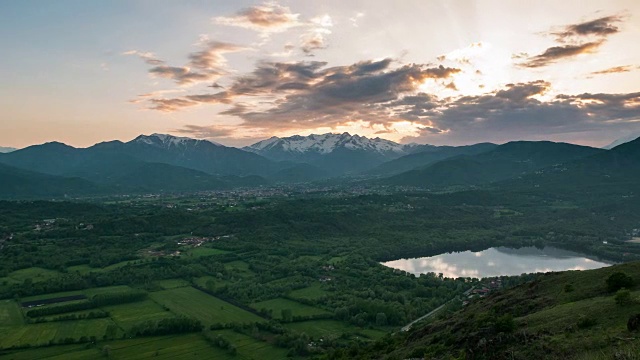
[
  {"left": 590, "top": 65, "right": 635, "bottom": 76},
  {"left": 552, "top": 15, "right": 624, "bottom": 40},
  {"left": 148, "top": 98, "right": 198, "bottom": 112},
  {"left": 148, "top": 66, "right": 218, "bottom": 85},
  {"left": 126, "top": 40, "right": 248, "bottom": 86},
  {"left": 401, "top": 81, "right": 640, "bottom": 145},
  {"left": 123, "top": 50, "right": 164, "bottom": 65},
  {"left": 300, "top": 15, "right": 333, "bottom": 55},
  {"left": 519, "top": 14, "right": 625, "bottom": 68},
  {"left": 521, "top": 41, "right": 603, "bottom": 68},
  {"left": 213, "top": 2, "right": 302, "bottom": 34},
  {"left": 174, "top": 124, "right": 236, "bottom": 138},
  {"left": 188, "top": 41, "right": 247, "bottom": 70}
]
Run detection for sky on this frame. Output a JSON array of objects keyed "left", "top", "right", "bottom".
[{"left": 1, "top": 0, "right": 640, "bottom": 149}]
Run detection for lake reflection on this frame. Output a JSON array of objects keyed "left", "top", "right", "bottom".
[{"left": 382, "top": 247, "right": 612, "bottom": 278}]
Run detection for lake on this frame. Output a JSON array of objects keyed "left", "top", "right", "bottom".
[{"left": 382, "top": 246, "right": 613, "bottom": 278}]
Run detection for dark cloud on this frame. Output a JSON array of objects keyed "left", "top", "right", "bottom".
[
  {"left": 553, "top": 15, "right": 623, "bottom": 39},
  {"left": 521, "top": 41, "right": 603, "bottom": 68},
  {"left": 519, "top": 14, "right": 625, "bottom": 68},
  {"left": 590, "top": 65, "right": 635, "bottom": 75},
  {"left": 214, "top": 3, "right": 301, "bottom": 33},
  {"left": 148, "top": 66, "right": 218, "bottom": 85},
  {"left": 402, "top": 82, "right": 640, "bottom": 145}
]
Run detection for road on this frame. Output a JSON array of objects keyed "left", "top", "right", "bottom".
[{"left": 400, "top": 286, "right": 476, "bottom": 332}]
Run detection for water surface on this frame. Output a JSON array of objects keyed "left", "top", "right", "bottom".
[{"left": 382, "top": 246, "right": 612, "bottom": 278}]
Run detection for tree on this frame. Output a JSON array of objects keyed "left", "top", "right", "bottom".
[
  {"left": 606, "top": 272, "right": 634, "bottom": 292},
  {"left": 615, "top": 288, "right": 632, "bottom": 306},
  {"left": 281, "top": 309, "right": 293, "bottom": 322},
  {"left": 375, "top": 312, "right": 388, "bottom": 326}
]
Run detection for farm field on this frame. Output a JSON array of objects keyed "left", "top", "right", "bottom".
[
  {"left": 0, "top": 318, "right": 118, "bottom": 348},
  {"left": 105, "top": 299, "right": 173, "bottom": 330},
  {"left": 149, "top": 286, "right": 264, "bottom": 325},
  {"left": 2, "top": 334, "right": 231, "bottom": 360},
  {"left": 286, "top": 320, "right": 385, "bottom": 340},
  {"left": 251, "top": 298, "right": 331, "bottom": 319},
  {"left": 0, "top": 299, "right": 23, "bottom": 327},
  {"left": 212, "top": 329, "right": 289, "bottom": 359},
  {"left": 184, "top": 247, "right": 229, "bottom": 257},
  {"left": 1, "top": 267, "right": 61, "bottom": 285},
  {"left": 154, "top": 278, "right": 190, "bottom": 289},
  {"left": 288, "top": 283, "right": 328, "bottom": 301}
]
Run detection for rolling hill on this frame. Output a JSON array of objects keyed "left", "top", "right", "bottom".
[
  {"left": 345, "top": 261, "right": 640, "bottom": 360},
  {"left": 384, "top": 141, "right": 605, "bottom": 187}
]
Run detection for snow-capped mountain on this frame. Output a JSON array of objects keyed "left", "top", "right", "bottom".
[
  {"left": 247, "top": 133, "right": 423, "bottom": 159},
  {"left": 133, "top": 133, "right": 222, "bottom": 148},
  {"left": 245, "top": 133, "right": 431, "bottom": 175}
]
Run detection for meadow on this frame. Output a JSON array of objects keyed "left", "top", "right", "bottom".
[{"left": 149, "top": 286, "right": 264, "bottom": 325}]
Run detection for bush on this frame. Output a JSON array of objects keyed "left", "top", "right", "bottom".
[
  {"left": 577, "top": 315, "right": 597, "bottom": 329},
  {"left": 494, "top": 314, "right": 516, "bottom": 333},
  {"left": 615, "top": 289, "right": 633, "bottom": 306},
  {"left": 606, "top": 272, "right": 634, "bottom": 292}
]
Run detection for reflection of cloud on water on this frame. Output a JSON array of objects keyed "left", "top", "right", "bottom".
[{"left": 382, "top": 247, "right": 611, "bottom": 279}]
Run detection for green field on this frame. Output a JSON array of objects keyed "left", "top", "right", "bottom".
[
  {"left": 0, "top": 300, "right": 23, "bottom": 327},
  {"left": 286, "top": 320, "right": 385, "bottom": 340},
  {"left": 105, "top": 299, "right": 173, "bottom": 330},
  {"left": 154, "top": 278, "right": 190, "bottom": 290},
  {"left": 2, "top": 334, "right": 232, "bottom": 360},
  {"left": 0, "top": 318, "right": 118, "bottom": 348},
  {"left": 2, "top": 268, "right": 61, "bottom": 284},
  {"left": 288, "top": 283, "right": 328, "bottom": 301},
  {"left": 251, "top": 298, "right": 331, "bottom": 319},
  {"left": 212, "top": 330, "right": 289, "bottom": 359},
  {"left": 224, "top": 261, "right": 254, "bottom": 278},
  {"left": 184, "top": 247, "right": 229, "bottom": 257},
  {"left": 149, "top": 287, "right": 264, "bottom": 325}
]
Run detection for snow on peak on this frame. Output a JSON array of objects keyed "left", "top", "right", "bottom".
[
  {"left": 247, "top": 133, "right": 412, "bottom": 155},
  {"left": 134, "top": 133, "right": 223, "bottom": 147}
]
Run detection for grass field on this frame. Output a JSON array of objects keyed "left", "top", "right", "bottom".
[
  {"left": 154, "top": 278, "right": 190, "bottom": 290},
  {"left": 184, "top": 247, "right": 229, "bottom": 257},
  {"left": 0, "top": 300, "right": 23, "bottom": 327},
  {"left": 2, "top": 268, "right": 61, "bottom": 285},
  {"left": 149, "top": 287, "right": 263, "bottom": 326},
  {"left": 251, "top": 298, "right": 331, "bottom": 319},
  {"left": 286, "top": 320, "right": 385, "bottom": 340},
  {"left": 212, "top": 330, "right": 289, "bottom": 359},
  {"left": 105, "top": 299, "right": 173, "bottom": 330},
  {"left": 288, "top": 283, "right": 328, "bottom": 301},
  {"left": 1, "top": 334, "right": 233, "bottom": 360},
  {"left": 0, "top": 318, "right": 118, "bottom": 348}
]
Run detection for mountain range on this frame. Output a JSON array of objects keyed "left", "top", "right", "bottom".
[
  {"left": 0, "top": 146, "right": 16, "bottom": 153},
  {"left": 0, "top": 132, "right": 639, "bottom": 198},
  {"left": 245, "top": 132, "right": 432, "bottom": 176}
]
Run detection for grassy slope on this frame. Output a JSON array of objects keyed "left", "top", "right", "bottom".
[{"left": 362, "top": 261, "right": 640, "bottom": 360}]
